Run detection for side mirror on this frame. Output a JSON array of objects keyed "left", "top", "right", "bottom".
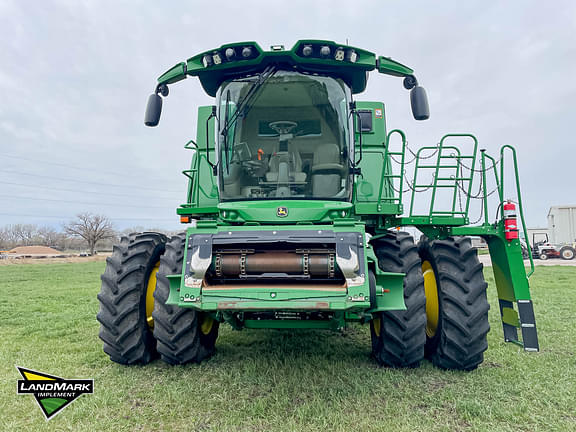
[
  {"left": 410, "top": 86, "right": 430, "bottom": 121},
  {"left": 144, "top": 94, "right": 163, "bottom": 127}
]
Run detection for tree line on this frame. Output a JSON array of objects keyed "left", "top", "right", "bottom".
[{"left": 0, "top": 213, "right": 177, "bottom": 255}]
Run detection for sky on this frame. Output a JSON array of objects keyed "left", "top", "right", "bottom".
[{"left": 0, "top": 0, "right": 575, "bottom": 231}]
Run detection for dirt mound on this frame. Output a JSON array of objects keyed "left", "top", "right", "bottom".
[{"left": 7, "top": 245, "right": 62, "bottom": 255}]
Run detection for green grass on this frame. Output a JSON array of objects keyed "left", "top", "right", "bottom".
[{"left": 1, "top": 261, "right": 575, "bottom": 432}]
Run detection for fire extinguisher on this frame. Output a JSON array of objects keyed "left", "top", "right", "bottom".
[{"left": 503, "top": 200, "right": 519, "bottom": 241}]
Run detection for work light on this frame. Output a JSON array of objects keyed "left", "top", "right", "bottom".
[
  {"left": 302, "top": 45, "right": 313, "bottom": 57},
  {"left": 202, "top": 54, "right": 213, "bottom": 67},
  {"left": 346, "top": 49, "right": 358, "bottom": 63},
  {"left": 225, "top": 48, "right": 236, "bottom": 60}
]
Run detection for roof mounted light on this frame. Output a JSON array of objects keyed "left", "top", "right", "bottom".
[
  {"left": 346, "top": 49, "right": 358, "bottom": 63},
  {"left": 320, "top": 45, "right": 331, "bottom": 58},
  {"left": 225, "top": 48, "right": 236, "bottom": 60},
  {"left": 302, "top": 44, "right": 313, "bottom": 57},
  {"left": 242, "top": 46, "right": 253, "bottom": 58},
  {"left": 202, "top": 54, "right": 213, "bottom": 68},
  {"left": 334, "top": 47, "right": 345, "bottom": 61}
]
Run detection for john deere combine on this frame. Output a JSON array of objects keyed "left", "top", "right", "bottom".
[{"left": 98, "top": 40, "right": 538, "bottom": 370}]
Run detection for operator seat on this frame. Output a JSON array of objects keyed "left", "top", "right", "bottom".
[
  {"left": 265, "top": 150, "right": 307, "bottom": 183},
  {"left": 311, "top": 143, "right": 346, "bottom": 197}
]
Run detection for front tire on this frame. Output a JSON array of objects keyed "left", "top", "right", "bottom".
[
  {"left": 153, "top": 234, "right": 219, "bottom": 365},
  {"left": 370, "top": 231, "right": 426, "bottom": 368},
  {"left": 97, "top": 232, "right": 167, "bottom": 365},
  {"left": 418, "top": 236, "right": 490, "bottom": 371}
]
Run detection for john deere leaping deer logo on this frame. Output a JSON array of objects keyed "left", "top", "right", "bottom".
[{"left": 277, "top": 207, "right": 288, "bottom": 217}]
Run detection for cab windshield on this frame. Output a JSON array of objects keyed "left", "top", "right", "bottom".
[{"left": 217, "top": 70, "right": 352, "bottom": 201}]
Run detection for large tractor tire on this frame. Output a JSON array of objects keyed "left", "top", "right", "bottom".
[
  {"left": 560, "top": 246, "right": 575, "bottom": 260},
  {"left": 153, "top": 233, "right": 219, "bottom": 365},
  {"left": 418, "top": 236, "right": 490, "bottom": 371},
  {"left": 97, "top": 232, "right": 168, "bottom": 365},
  {"left": 370, "top": 231, "right": 426, "bottom": 368}
]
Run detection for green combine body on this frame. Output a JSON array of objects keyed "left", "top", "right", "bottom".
[{"left": 98, "top": 40, "right": 538, "bottom": 370}]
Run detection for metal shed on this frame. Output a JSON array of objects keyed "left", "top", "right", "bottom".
[{"left": 547, "top": 205, "right": 576, "bottom": 244}]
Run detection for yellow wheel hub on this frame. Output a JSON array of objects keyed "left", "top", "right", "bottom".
[
  {"left": 200, "top": 314, "right": 214, "bottom": 335},
  {"left": 373, "top": 316, "right": 382, "bottom": 338},
  {"left": 422, "top": 260, "right": 439, "bottom": 338},
  {"left": 145, "top": 261, "right": 160, "bottom": 328}
]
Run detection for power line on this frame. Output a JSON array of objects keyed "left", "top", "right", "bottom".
[
  {"left": 0, "top": 169, "right": 182, "bottom": 194},
  {"left": 1, "top": 152, "right": 180, "bottom": 183},
  {"left": 0, "top": 193, "right": 168, "bottom": 209},
  {"left": 0, "top": 212, "right": 176, "bottom": 221},
  {"left": 0, "top": 180, "right": 181, "bottom": 200}
]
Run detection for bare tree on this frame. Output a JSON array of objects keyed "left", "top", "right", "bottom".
[
  {"left": 64, "top": 213, "right": 115, "bottom": 255},
  {"left": 36, "top": 226, "right": 60, "bottom": 247},
  {"left": 11, "top": 224, "right": 39, "bottom": 246},
  {"left": 0, "top": 226, "right": 15, "bottom": 250}
]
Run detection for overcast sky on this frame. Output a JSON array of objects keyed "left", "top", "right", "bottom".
[{"left": 1, "top": 0, "right": 575, "bottom": 231}]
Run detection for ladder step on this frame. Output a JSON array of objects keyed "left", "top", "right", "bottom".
[
  {"left": 435, "top": 177, "right": 472, "bottom": 181},
  {"left": 440, "top": 155, "right": 475, "bottom": 159},
  {"left": 415, "top": 165, "right": 459, "bottom": 169}
]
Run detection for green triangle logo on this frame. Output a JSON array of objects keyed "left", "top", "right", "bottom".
[{"left": 16, "top": 366, "right": 94, "bottom": 420}]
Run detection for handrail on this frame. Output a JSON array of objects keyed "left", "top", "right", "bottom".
[
  {"left": 379, "top": 129, "right": 406, "bottom": 209},
  {"left": 184, "top": 139, "right": 199, "bottom": 205},
  {"left": 480, "top": 151, "right": 502, "bottom": 225},
  {"left": 408, "top": 144, "right": 444, "bottom": 216},
  {"left": 409, "top": 144, "right": 464, "bottom": 217},
  {"left": 500, "top": 145, "right": 534, "bottom": 277},
  {"left": 439, "top": 134, "right": 478, "bottom": 217}
]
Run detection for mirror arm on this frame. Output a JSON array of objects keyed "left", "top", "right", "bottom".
[
  {"left": 156, "top": 83, "right": 169, "bottom": 97},
  {"left": 403, "top": 75, "right": 418, "bottom": 90}
]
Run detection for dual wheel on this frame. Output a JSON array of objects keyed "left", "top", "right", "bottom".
[
  {"left": 97, "top": 232, "right": 219, "bottom": 365},
  {"left": 370, "top": 232, "right": 490, "bottom": 371}
]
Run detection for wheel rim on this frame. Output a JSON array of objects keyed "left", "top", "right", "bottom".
[
  {"left": 145, "top": 261, "right": 160, "bottom": 328},
  {"left": 422, "top": 260, "right": 439, "bottom": 338},
  {"left": 200, "top": 314, "right": 214, "bottom": 335},
  {"left": 562, "top": 249, "right": 574, "bottom": 259},
  {"left": 372, "top": 316, "right": 382, "bottom": 338}
]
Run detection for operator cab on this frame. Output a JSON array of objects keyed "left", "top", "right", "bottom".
[{"left": 217, "top": 70, "right": 353, "bottom": 201}]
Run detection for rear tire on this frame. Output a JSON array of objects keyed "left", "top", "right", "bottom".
[
  {"left": 153, "top": 233, "right": 219, "bottom": 365},
  {"left": 97, "top": 232, "right": 167, "bottom": 365},
  {"left": 418, "top": 236, "right": 490, "bottom": 371},
  {"left": 560, "top": 246, "right": 575, "bottom": 260},
  {"left": 370, "top": 231, "right": 426, "bottom": 368}
]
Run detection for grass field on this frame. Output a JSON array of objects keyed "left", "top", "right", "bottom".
[{"left": 0, "top": 260, "right": 575, "bottom": 431}]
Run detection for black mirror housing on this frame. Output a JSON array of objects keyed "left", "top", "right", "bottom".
[
  {"left": 144, "top": 94, "right": 163, "bottom": 127},
  {"left": 410, "top": 86, "right": 430, "bottom": 121}
]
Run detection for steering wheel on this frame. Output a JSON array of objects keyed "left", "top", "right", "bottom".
[{"left": 268, "top": 121, "right": 298, "bottom": 135}]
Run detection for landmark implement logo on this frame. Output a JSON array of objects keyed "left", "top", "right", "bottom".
[{"left": 16, "top": 366, "right": 94, "bottom": 420}]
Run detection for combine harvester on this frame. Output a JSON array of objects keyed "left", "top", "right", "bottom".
[{"left": 98, "top": 40, "right": 538, "bottom": 370}]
